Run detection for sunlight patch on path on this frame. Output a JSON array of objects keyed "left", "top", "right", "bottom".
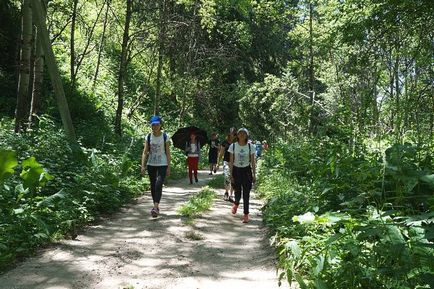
[{"left": 0, "top": 170, "right": 294, "bottom": 289}]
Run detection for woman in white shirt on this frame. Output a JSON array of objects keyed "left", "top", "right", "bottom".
[
  {"left": 141, "top": 115, "right": 171, "bottom": 218},
  {"left": 228, "top": 128, "right": 256, "bottom": 223}
]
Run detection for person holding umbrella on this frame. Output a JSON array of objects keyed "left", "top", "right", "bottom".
[
  {"left": 228, "top": 128, "right": 256, "bottom": 223},
  {"left": 141, "top": 115, "right": 171, "bottom": 218},
  {"left": 185, "top": 132, "right": 201, "bottom": 184},
  {"left": 171, "top": 126, "right": 208, "bottom": 184}
]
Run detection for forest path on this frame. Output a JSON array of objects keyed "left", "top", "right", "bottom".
[{"left": 0, "top": 170, "right": 293, "bottom": 289}]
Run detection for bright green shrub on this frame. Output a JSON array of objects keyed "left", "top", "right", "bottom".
[{"left": 257, "top": 137, "right": 434, "bottom": 288}]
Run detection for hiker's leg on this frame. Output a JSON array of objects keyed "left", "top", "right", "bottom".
[
  {"left": 233, "top": 167, "right": 242, "bottom": 205},
  {"left": 241, "top": 167, "right": 253, "bottom": 215},
  {"left": 154, "top": 166, "right": 167, "bottom": 205},
  {"left": 147, "top": 165, "right": 158, "bottom": 203},
  {"left": 187, "top": 157, "right": 193, "bottom": 183},
  {"left": 223, "top": 161, "right": 230, "bottom": 192},
  {"left": 192, "top": 157, "right": 199, "bottom": 181}
]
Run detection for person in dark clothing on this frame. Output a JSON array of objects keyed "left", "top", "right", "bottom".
[
  {"left": 208, "top": 132, "right": 219, "bottom": 175},
  {"left": 218, "top": 132, "right": 237, "bottom": 201}
]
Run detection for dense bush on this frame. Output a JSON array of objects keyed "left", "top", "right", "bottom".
[
  {"left": 0, "top": 117, "right": 151, "bottom": 272},
  {"left": 257, "top": 137, "right": 434, "bottom": 288}
]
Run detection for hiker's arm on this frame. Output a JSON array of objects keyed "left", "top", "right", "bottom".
[
  {"left": 251, "top": 151, "right": 256, "bottom": 183},
  {"left": 141, "top": 142, "right": 149, "bottom": 175},
  {"left": 229, "top": 152, "right": 234, "bottom": 182},
  {"left": 218, "top": 145, "right": 224, "bottom": 167},
  {"left": 166, "top": 141, "right": 171, "bottom": 177}
]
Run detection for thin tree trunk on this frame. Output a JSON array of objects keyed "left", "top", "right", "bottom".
[
  {"left": 31, "top": 0, "right": 76, "bottom": 141},
  {"left": 394, "top": 48, "right": 401, "bottom": 142},
  {"left": 27, "top": 23, "right": 36, "bottom": 117},
  {"left": 93, "top": 0, "right": 109, "bottom": 89},
  {"left": 114, "top": 0, "right": 133, "bottom": 136},
  {"left": 308, "top": 1, "right": 315, "bottom": 133},
  {"left": 29, "top": 3, "right": 45, "bottom": 128},
  {"left": 15, "top": 0, "right": 33, "bottom": 133},
  {"left": 154, "top": 0, "right": 167, "bottom": 116},
  {"left": 70, "top": 0, "right": 78, "bottom": 87}
]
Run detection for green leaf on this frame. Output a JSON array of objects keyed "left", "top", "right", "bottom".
[
  {"left": 20, "top": 157, "right": 53, "bottom": 190},
  {"left": 33, "top": 233, "right": 49, "bottom": 240},
  {"left": 286, "top": 239, "right": 301, "bottom": 258},
  {"left": 36, "top": 189, "right": 68, "bottom": 208},
  {"left": 420, "top": 174, "right": 434, "bottom": 188},
  {"left": 384, "top": 225, "right": 405, "bottom": 245},
  {"left": 13, "top": 208, "right": 24, "bottom": 215},
  {"left": 314, "top": 254, "right": 325, "bottom": 276},
  {"left": 0, "top": 150, "right": 18, "bottom": 183},
  {"left": 294, "top": 273, "right": 309, "bottom": 289},
  {"left": 314, "top": 278, "right": 329, "bottom": 289}
]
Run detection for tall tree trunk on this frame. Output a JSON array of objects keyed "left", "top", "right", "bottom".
[
  {"left": 31, "top": 0, "right": 76, "bottom": 141},
  {"left": 28, "top": 0, "right": 46, "bottom": 128},
  {"left": 154, "top": 0, "right": 167, "bottom": 116},
  {"left": 93, "top": 0, "right": 109, "bottom": 90},
  {"left": 114, "top": 0, "right": 132, "bottom": 136},
  {"left": 394, "top": 47, "right": 401, "bottom": 142},
  {"left": 308, "top": 1, "right": 315, "bottom": 133},
  {"left": 70, "top": 0, "right": 78, "bottom": 87},
  {"left": 15, "top": 0, "right": 33, "bottom": 133}
]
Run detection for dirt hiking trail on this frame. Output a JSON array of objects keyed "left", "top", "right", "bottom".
[{"left": 0, "top": 170, "right": 293, "bottom": 289}]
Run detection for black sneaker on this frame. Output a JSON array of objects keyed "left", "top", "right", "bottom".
[{"left": 228, "top": 196, "right": 235, "bottom": 203}]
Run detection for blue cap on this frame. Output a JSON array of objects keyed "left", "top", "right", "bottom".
[{"left": 150, "top": 115, "right": 162, "bottom": 125}]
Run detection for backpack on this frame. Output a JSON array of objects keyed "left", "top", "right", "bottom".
[{"left": 147, "top": 132, "right": 168, "bottom": 154}]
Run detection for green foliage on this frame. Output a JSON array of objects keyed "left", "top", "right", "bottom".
[
  {"left": 207, "top": 173, "right": 224, "bottom": 189},
  {"left": 177, "top": 186, "right": 216, "bottom": 218},
  {"left": 0, "top": 149, "right": 17, "bottom": 182},
  {"left": 239, "top": 71, "right": 300, "bottom": 140},
  {"left": 0, "top": 117, "right": 148, "bottom": 272},
  {"left": 168, "top": 148, "right": 189, "bottom": 180},
  {"left": 20, "top": 157, "right": 54, "bottom": 191},
  {"left": 258, "top": 138, "right": 434, "bottom": 288}
]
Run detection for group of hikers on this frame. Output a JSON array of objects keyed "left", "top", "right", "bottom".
[{"left": 140, "top": 115, "right": 268, "bottom": 223}]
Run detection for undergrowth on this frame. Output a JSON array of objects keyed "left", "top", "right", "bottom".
[{"left": 257, "top": 137, "right": 434, "bottom": 289}]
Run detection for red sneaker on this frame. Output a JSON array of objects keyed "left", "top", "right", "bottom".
[{"left": 242, "top": 214, "right": 249, "bottom": 223}]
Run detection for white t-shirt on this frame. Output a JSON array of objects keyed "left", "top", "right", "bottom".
[
  {"left": 146, "top": 133, "right": 170, "bottom": 166},
  {"left": 187, "top": 143, "right": 200, "bottom": 157},
  {"left": 228, "top": 143, "right": 255, "bottom": 168}
]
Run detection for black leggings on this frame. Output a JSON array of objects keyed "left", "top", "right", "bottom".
[
  {"left": 147, "top": 165, "right": 167, "bottom": 204},
  {"left": 233, "top": 166, "right": 253, "bottom": 215}
]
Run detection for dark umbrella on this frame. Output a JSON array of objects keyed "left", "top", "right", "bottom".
[{"left": 171, "top": 126, "right": 208, "bottom": 150}]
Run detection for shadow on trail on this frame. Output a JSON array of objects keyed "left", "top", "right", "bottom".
[{"left": 0, "top": 170, "right": 283, "bottom": 289}]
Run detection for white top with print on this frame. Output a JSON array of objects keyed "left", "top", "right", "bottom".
[
  {"left": 187, "top": 143, "right": 200, "bottom": 157},
  {"left": 147, "top": 133, "right": 169, "bottom": 166},
  {"left": 228, "top": 143, "right": 255, "bottom": 168}
]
